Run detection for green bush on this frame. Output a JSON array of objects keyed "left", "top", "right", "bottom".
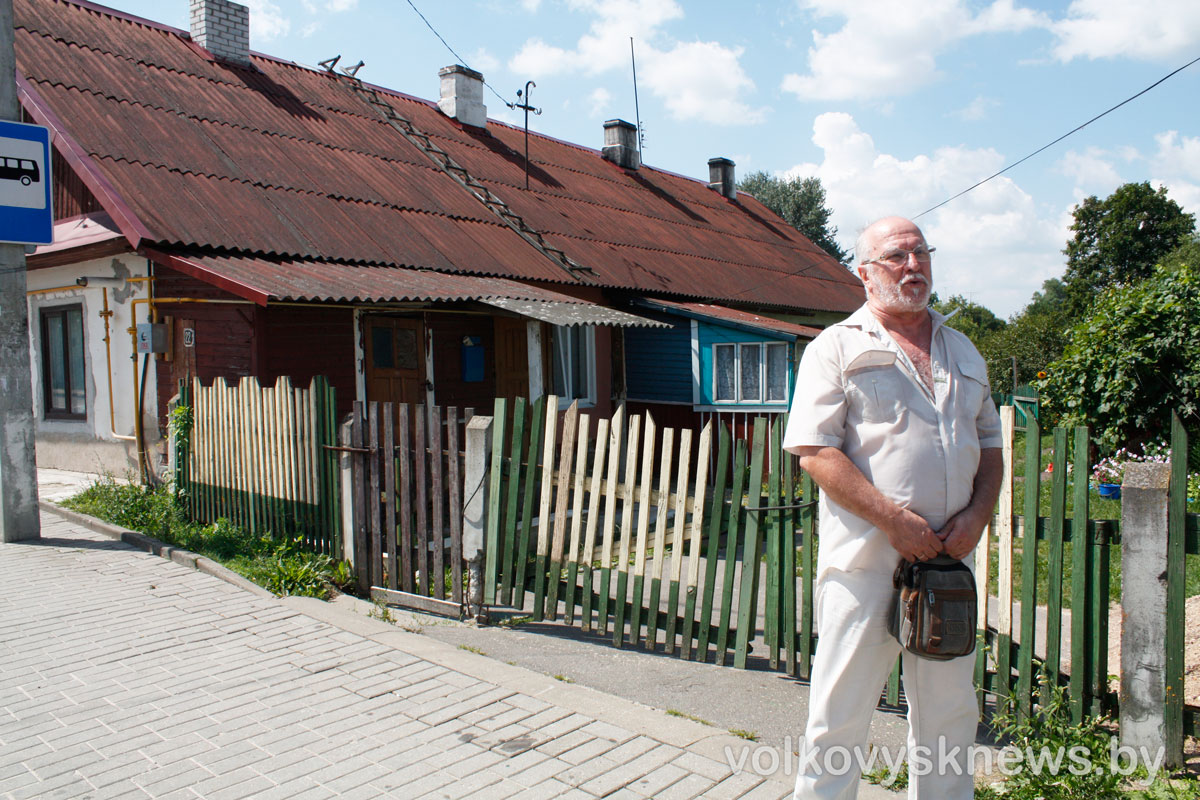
[{"left": 61, "top": 477, "right": 352, "bottom": 600}]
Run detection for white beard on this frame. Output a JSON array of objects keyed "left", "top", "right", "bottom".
[{"left": 865, "top": 270, "right": 931, "bottom": 313}]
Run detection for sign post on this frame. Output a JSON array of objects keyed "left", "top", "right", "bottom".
[{"left": 0, "top": 0, "right": 48, "bottom": 543}]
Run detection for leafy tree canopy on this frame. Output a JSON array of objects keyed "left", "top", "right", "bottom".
[
  {"left": 1024, "top": 278, "right": 1068, "bottom": 318},
  {"left": 737, "top": 171, "right": 848, "bottom": 264},
  {"left": 1062, "top": 181, "right": 1195, "bottom": 317},
  {"left": 1039, "top": 258, "right": 1200, "bottom": 452},
  {"left": 933, "top": 294, "right": 1006, "bottom": 346}
]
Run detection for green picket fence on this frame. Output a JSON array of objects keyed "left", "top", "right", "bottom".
[{"left": 175, "top": 375, "right": 341, "bottom": 556}]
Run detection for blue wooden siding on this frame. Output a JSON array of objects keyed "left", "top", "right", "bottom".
[
  {"left": 625, "top": 317, "right": 693, "bottom": 403},
  {"left": 697, "top": 322, "right": 792, "bottom": 408}
]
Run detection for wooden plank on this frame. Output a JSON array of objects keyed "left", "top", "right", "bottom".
[
  {"left": 645, "top": 426, "right": 674, "bottom": 650},
  {"left": 484, "top": 399, "right": 507, "bottom": 605},
  {"left": 1069, "top": 425, "right": 1090, "bottom": 722},
  {"left": 765, "top": 417, "right": 782, "bottom": 670},
  {"left": 415, "top": 407, "right": 429, "bottom": 597},
  {"left": 350, "top": 401, "right": 369, "bottom": 592},
  {"left": 368, "top": 402, "right": 383, "bottom": 589},
  {"left": 597, "top": 406, "right": 624, "bottom": 637},
  {"left": 1045, "top": 426, "right": 1068, "bottom": 687},
  {"left": 448, "top": 407, "right": 464, "bottom": 605},
  {"left": 995, "top": 406, "right": 1016, "bottom": 704},
  {"left": 612, "top": 413, "right": 641, "bottom": 647},
  {"left": 533, "top": 395, "right": 560, "bottom": 621},
  {"left": 514, "top": 398, "right": 546, "bottom": 611},
  {"left": 397, "top": 404, "right": 414, "bottom": 594},
  {"left": 430, "top": 405, "right": 446, "bottom": 601},
  {"left": 581, "top": 417, "right": 610, "bottom": 632},
  {"left": 628, "top": 413, "right": 657, "bottom": 647},
  {"left": 1091, "top": 520, "right": 1112, "bottom": 717},
  {"left": 371, "top": 587, "right": 463, "bottom": 620},
  {"left": 1166, "top": 412, "right": 1187, "bottom": 759},
  {"left": 735, "top": 417, "right": 768, "bottom": 669},
  {"left": 799, "top": 468, "right": 817, "bottom": 678},
  {"left": 499, "top": 398, "right": 527, "bottom": 607},
  {"left": 680, "top": 423, "right": 711, "bottom": 660},
  {"left": 886, "top": 657, "right": 901, "bottom": 706},
  {"left": 716, "top": 438, "right": 747, "bottom": 665},
  {"left": 664, "top": 428, "right": 692, "bottom": 654},
  {"left": 698, "top": 424, "right": 731, "bottom": 661},
  {"left": 546, "top": 401, "right": 579, "bottom": 620},
  {"left": 563, "top": 413, "right": 591, "bottom": 624},
  {"left": 383, "top": 403, "right": 397, "bottom": 591},
  {"left": 280, "top": 377, "right": 299, "bottom": 535},
  {"left": 1017, "top": 415, "right": 1041, "bottom": 719},
  {"left": 782, "top": 442, "right": 798, "bottom": 677}
]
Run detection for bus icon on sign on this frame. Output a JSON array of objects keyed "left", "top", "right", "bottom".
[{"left": 0, "top": 157, "right": 39, "bottom": 186}]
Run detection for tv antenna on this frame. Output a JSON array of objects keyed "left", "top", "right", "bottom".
[
  {"left": 630, "top": 37, "right": 645, "bottom": 152},
  {"left": 513, "top": 81, "right": 542, "bottom": 189}
]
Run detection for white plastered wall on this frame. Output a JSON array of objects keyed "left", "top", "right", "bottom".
[{"left": 24, "top": 254, "right": 157, "bottom": 475}]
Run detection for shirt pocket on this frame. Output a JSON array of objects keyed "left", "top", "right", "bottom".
[
  {"left": 846, "top": 364, "right": 907, "bottom": 423},
  {"left": 955, "top": 359, "right": 990, "bottom": 410}
]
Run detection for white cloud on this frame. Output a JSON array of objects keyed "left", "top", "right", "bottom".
[
  {"left": 299, "top": 22, "right": 319, "bottom": 38},
  {"left": 1150, "top": 131, "right": 1200, "bottom": 218},
  {"left": 588, "top": 87, "right": 612, "bottom": 116},
  {"left": 1052, "top": 0, "right": 1200, "bottom": 62},
  {"left": 508, "top": 0, "right": 764, "bottom": 124},
  {"left": 520, "top": 0, "right": 543, "bottom": 10},
  {"left": 327, "top": 0, "right": 358, "bottom": 11},
  {"left": 950, "top": 95, "right": 998, "bottom": 121},
  {"left": 781, "top": 0, "right": 1047, "bottom": 101},
  {"left": 1055, "top": 147, "right": 1126, "bottom": 198},
  {"left": 245, "top": 0, "right": 291, "bottom": 41},
  {"left": 469, "top": 48, "right": 500, "bottom": 74},
  {"left": 784, "top": 112, "right": 1065, "bottom": 316}
]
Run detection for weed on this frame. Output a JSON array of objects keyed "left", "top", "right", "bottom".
[
  {"left": 368, "top": 601, "right": 395, "bottom": 624},
  {"left": 457, "top": 644, "right": 486, "bottom": 655},
  {"left": 499, "top": 615, "right": 533, "bottom": 628},
  {"left": 863, "top": 755, "right": 908, "bottom": 791},
  {"left": 553, "top": 674, "right": 574, "bottom": 683},
  {"left": 729, "top": 729, "right": 758, "bottom": 741},
  {"left": 665, "top": 709, "right": 713, "bottom": 726}
]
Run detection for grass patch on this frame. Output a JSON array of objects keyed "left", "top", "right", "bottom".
[
  {"left": 665, "top": 709, "right": 714, "bottom": 726},
  {"left": 863, "top": 756, "right": 908, "bottom": 791},
  {"left": 499, "top": 615, "right": 534, "bottom": 628},
  {"left": 457, "top": 644, "right": 486, "bottom": 655},
  {"left": 552, "top": 674, "right": 574, "bottom": 683},
  {"left": 61, "top": 477, "right": 353, "bottom": 600},
  {"left": 728, "top": 729, "right": 758, "bottom": 741}
]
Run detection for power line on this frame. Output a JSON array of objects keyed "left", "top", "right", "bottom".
[
  {"left": 914, "top": 52, "right": 1200, "bottom": 220},
  {"left": 402, "top": 0, "right": 514, "bottom": 110}
]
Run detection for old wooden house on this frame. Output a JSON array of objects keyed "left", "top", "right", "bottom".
[{"left": 18, "top": 0, "right": 862, "bottom": 475}]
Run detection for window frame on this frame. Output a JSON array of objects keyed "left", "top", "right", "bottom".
[
  {"left": 40, "top": 302, "right": 87, "bottom": 421},
  {"left": 711, "top": 339, "right": 789, "bottom": 406},
  {"left": 549, "top": 323, "right": 597, "bottom": 407}
]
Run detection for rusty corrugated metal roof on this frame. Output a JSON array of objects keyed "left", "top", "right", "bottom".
[
  {"left": 15, "top": 0, "right": 864, "bottom": 315},
  {"left": 637, "top": 299, "right": 825, "bottom": 340}
]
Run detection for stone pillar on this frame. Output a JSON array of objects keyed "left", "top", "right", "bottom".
[
  {"left": 1119, "top": 462, "right": 1177, "bottom": 767},
  {"left": 462, "top": 415, "right": 492, "bottom": 620}
]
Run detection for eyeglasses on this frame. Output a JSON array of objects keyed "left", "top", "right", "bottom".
[{"left": 862, "top": 246, "right": 936, "bottom": 268}]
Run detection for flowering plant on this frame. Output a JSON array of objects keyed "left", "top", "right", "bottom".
[{"left": 1091, "top": 441, "right": 1172, "bottom": 486}]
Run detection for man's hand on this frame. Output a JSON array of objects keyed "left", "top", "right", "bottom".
[
  {"left": 884, "top": 506, "right": 944, "bottom": 562},
  {"left": 935, "top": 507, "right": 989, "bottom": 561}
]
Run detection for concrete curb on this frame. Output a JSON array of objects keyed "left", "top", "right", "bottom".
[
  {"left": 39, "top": 499, "right": 275, "bottom": 599},
  {"left": 38, "top": 501, "right": 790, "bottom": 786}
]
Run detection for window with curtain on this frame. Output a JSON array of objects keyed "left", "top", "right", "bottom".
[
  {"left": 551, "top": 324, "right": 594, "bottom": 403},
  {"left": 712, "top": 340, "right": 788, "bottom": 404},
  {"left": 41, "top": 304, "right": 86, "bottom": 419}
]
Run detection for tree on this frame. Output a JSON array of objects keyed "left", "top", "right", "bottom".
[
  {"left": 1039, "top": 260, "right": 1200, "bottom": 453},
  {"left": 1062, "top": 182, "right": 1195, "bottom": 316},
  {"left": 737, "top": 172, "right": 848, "bottom": 263},
  {"left": 933, "top": 294, "right": 1005, "bottom": 347},
  {"left": 1024, "top": 277, "right": 1067, "bottom": 318}
]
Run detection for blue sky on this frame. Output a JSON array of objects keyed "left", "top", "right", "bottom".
[{"left": 95, "top": 0, "right": 1200, "bottom": 318}]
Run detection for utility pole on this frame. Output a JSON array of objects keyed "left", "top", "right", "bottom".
[{"left": 0, "top": 0, "right": 40, "bottom": 543}]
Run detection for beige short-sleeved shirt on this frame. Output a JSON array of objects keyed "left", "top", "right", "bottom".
[{"left": 782, "top": 304, "right": 1003, "bottom": 579}]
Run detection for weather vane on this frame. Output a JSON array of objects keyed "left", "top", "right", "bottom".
[{"left": 513, "top": 81, "right": 542, "bottom": 189}]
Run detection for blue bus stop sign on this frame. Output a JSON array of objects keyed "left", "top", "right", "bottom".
[{"left": 0, "top": 120, "right": 52, "bottom": 245}]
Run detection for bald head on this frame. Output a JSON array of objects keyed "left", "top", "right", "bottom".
[
  {"left": 856, "top": 217, "right": 926, "bottom": 265},
  {"left": 855, "top": 216, "right": 933, "bottom": 315}
]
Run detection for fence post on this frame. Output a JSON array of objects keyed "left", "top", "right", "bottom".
[
  {"left": 1118, "top": 461, "right": 1179, "bottom": 768},
  {"left": 463, "top": 415, "right": 493, "bottom": 621},
  {"left": 339, "top": 417, "right": 355, "bottom": 571}
]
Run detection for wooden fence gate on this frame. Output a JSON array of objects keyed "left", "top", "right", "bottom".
[{"left": 344, "top": 401, "right": 473, "bottom": 614}]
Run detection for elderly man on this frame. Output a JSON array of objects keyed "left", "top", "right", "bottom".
[{"left": 783, "top": 217, "right": 1003, "bottom": 799}]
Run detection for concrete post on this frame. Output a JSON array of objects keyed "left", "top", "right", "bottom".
[
  {"left": 339, "top": 418, "right": 354, "bottom": 568},
  {"left": 0, "top": 0, "right": 41, "bottom": 543},
  {"left": 462, "top": 415, "right": 492, "bottom": 620},
  {"left": 1119, "top": 462, "right": 1177, "bottom": 767}
]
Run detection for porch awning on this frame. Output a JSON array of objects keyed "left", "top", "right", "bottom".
[{"left": 479, "top": 298, "right": 669, "bottom": 328}]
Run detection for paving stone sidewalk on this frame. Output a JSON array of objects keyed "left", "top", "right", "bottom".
[{"left": 0, "top": 511, "right": 797, "bottom": 800}]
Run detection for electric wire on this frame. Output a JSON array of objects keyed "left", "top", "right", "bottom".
[
  {"left": 402, "top": 0, "right": 515, "bottom": 109},
  {"left": 913, "top": 52, "right": 1200, "bottom": 220}
]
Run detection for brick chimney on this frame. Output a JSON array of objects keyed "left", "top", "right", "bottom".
[
  {"left": 601, "top": 120, "right": 640, "bottom": 170},
  {"left": 190, "top": 0, "right": 249, "bottom": 66},
  {"left": 708, "top": 158, "right": 736, "bottom": 200},
  {"left": 438, "top": 65, "right": 487, "bottom": 128}
]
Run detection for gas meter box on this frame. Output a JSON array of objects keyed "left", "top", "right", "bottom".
[{"left": 136, "top": 322, "right": 168, "bottom": 354}]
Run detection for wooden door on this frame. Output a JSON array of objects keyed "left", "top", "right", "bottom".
[
  {"left": 364, "top": 316, "right": 426, "bottom": 404},
  {"left": 493, "top": 316, "right": 530, "bottom": 400}
]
